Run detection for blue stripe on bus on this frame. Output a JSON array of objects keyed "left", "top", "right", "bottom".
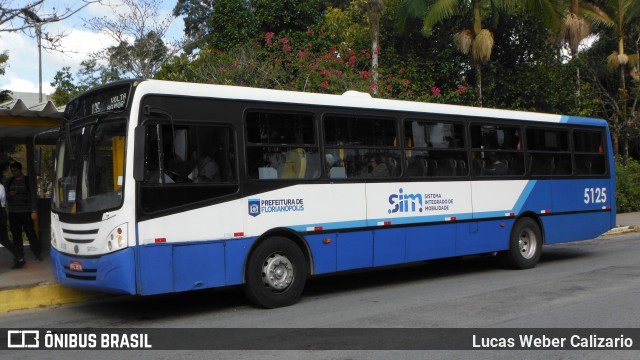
[
  {"left": 561, "top": 115, "right": 608, "bottom": 126},
  {"left": 513, "top": 180, "right": 537, "bottom": 214}
]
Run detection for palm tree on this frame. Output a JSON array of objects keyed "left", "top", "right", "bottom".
[
  {"left": 562, "top": 0, "right": 591, "bottom": 54},
  {"left": 587, "top": 0, "right": 640, "bottom": 160},
  {"left": 399, "top": 0, "right": 556, "bottom": 106},
  {"left": 369, "top": 0, "right": 385, "bottom": 95}
]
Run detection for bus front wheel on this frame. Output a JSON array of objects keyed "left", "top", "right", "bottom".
[
  {"left": 499, "top": 218, "right": 542, "bottom": 269},
  {"left": 244, "top": 237, "right": 308, "bottom": 308}
]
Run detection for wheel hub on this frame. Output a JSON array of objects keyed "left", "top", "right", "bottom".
[
  {"left": 518, "top": 229, "right": 537, "bottom": 259},
  {"left": 262, "top": 254, "right": 294, "bottom": 291}
]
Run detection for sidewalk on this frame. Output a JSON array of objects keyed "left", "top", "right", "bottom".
[
  {"left": 1, "top": 213, "right": 639, "bottom": 313},
  {"left": 0, "top": 249, "right": 99, "bottom": 312}
]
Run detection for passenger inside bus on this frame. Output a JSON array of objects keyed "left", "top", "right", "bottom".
[
  {"left": 362, "top": 154, "right": 389, "bottom": 177},
  {"left": 188, "top": 150, "right": 220, "bottom": 182},
  {"left": 280, "top": 148, "right": 307, "bottom": 179},
  {"left": 483, "top": 152, "right": 508, "bottom": 175}
]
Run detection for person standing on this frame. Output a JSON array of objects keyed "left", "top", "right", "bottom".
[
  {"left": 0, "top": 181, "right": 23, "bottom": 269},
  {"left": 6, "top": 161, "right": 41, "bottom": 264}
]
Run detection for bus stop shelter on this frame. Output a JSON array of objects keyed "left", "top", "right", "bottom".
[{"left": 0, "top": 97, "right": 63, "bottom": 249}]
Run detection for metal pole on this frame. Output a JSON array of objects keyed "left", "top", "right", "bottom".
[{"left": 37, "top": 23, "right": 42, "bottom": 103}]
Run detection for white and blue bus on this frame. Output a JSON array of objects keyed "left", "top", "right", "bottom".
[{"left": 50, "top": 79, "right": 615, "bottom": 308}]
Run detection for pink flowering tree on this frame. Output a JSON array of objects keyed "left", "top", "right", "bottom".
[{"left": 157, "top": 26, "right": 473, "bottom": 105}]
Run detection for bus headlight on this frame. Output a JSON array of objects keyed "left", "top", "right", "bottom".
[
  {"left": 51, "top": 229, "right": 57, "bottom": 248},
  {"left": 107, "top": 223, "right": 128, "bottom": 252}
]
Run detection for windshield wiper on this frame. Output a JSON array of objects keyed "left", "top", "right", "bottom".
[{"left": 64, "top": 119, "right": 76, "bottom": 161}]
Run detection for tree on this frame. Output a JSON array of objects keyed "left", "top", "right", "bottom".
[
  {"left": 172, "top": 0, "right": 215, "bottom": 53},
  {"left": 0, "top": 0, "right": 102, "bottom": 33},
  {"left": 369, "top": 0, "right": 384, "bottom": 95},
  {"left": 398, "top": 0, "right": 565, "bottom": 106},
  {"left": 76, "top": 59, "right": 120, "bottom": 88},
  {"left": 401, "top": 0, "right": 518, "bottom": 106},
  {"left": 0, "top": 50, "right": 10, "bottom": 102},
  {"left": 593, "top": 0, "right": 640, "bottom": 161},
  {"left": 252, "top": 0, "right": 321, "bottom": 35},
  {"left": 562, "top": 0, "right": 594, "bottom": 55},
  {"left": 173, "top": 0, "right": 322, "bottom": 53},
  {"left": 84, "top": 0, "right": 179, "bottom": 79},
  {"left": 483, "top": 13, "right": 587, "bottom": 113},
  {"left": 49, "top": 67, "right": 82, "bottom": 106},
  {"left": 204, "top": 0, "right": 257, "bottom": 52}
]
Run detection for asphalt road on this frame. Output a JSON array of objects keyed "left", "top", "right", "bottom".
[{"left": 1, "top": 231, "right": 639, "bottom": 360}]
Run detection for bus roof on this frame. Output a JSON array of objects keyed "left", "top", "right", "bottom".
[{"left": 130, "top": 79, "right": 606, "bottom": 127}]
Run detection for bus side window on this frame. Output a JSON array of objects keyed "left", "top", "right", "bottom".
[
  {"left": 471, "top": 124, "right": 523, "bottom": 177},
  {"left": 325, "top": 115, "right": 400, "bottom": 179},
  {"left": 526, "top": 127, "right": 571, "bottom": 176},
  {"left": 140, "top": 121, "right": 239, "bottom": 213},
  {"left": 573, "top": 129, "right": 606, "bottom": 176},
  {"left": 405, "top": 119, "right": 467, "bottom": 178},
  {"left": 245, "top": 111, "right": 319, "bottom": 181}
]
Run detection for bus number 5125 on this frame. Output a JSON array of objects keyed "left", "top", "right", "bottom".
[{"left": 584, "top": 187, "right": 607, "bottom": 204}]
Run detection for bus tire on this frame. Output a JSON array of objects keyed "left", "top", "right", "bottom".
[
  {"left": 244, "top": 237, "right": 308, "bottom": 308},
  {"left": 499, "top": 218, "right": 542, "bottom": 269}
]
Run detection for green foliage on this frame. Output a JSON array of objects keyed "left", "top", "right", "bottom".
[
  {"left": 173, "top": 0, "right": 215, "bottom": 53},
  {"left": 0, "top": 50, "right": 8, "bottom": 76},
  {"left": 615, "top": 157, "right": 640, "bottom": 213},
  {"left": 481, "top": 14, "right": 577, "bottom": 113},
  {"left": 253, "top": 0, "right": 321, "bottom": 35},
  {"left": 322, "top": 0, "right": 369, "bottom": 50},
  {"left": 106, "top": 31, "right": 169, "bottom": 78},
  {"left": 0, "top": 50, "right": 10, "bottom": 102},
  {"left": 156, "top": 24, "right": 475, "bottom": 107},
  {"left": 77, "top": 59, "right": 120, "bottom": 88},
  {"left": 50, "top": 67, "right": 83, "bottom": 106},
  {"left": 206, "top": 0, "right": 258, "bottom": 51},
  {"left": 174, "top": 0, "right": 322, "bottom": 53}
]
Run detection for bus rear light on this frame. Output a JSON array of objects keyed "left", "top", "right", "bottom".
[
  {"left": 306, "top": 226, "right": 323, "bottom": 231},
  {"left": 540, "top": 210, "right": 551, "bottom": 214},
  {"left": 445, "top": 217, "right": 457, "bottom": 221},
  {"left": 377, "top": 221, "right": 392, "bottom": 226},
  {"left": 505, "top": 212, "right": 515, "bottom": 217},
  {"left": 602, "top": 206, "right": 611, "bottom": 210},
  {"left": 155, "top": 238, "right": 167, "bottom": 243},
  {"left": 233, "top": 232, "right": 245, "bottom": 237}
]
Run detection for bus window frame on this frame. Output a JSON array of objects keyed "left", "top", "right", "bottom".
[
  {"left": 524, "top": 125, "right": 572, "bottom": 177},
  {"left": 402, "top": 118, "right": 468, "bottom": 179},
  {"left": 322, "top": 113, "right": 402, "bottom": 180},
  {"left": 244, "top": 108, "right": 320, "bottom": 181}
]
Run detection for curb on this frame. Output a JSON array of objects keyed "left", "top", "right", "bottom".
[
  {"left": 603, "top": 226, "right": 638, "bottom": 235},
  {"left": 0, "top": 282, "right": 99, "bottom": 313}
]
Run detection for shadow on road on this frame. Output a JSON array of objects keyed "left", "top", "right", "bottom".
[{"left": 68, "top": 244, "right": 594, "bottom": 321}]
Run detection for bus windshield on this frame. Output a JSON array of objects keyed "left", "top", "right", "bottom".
[{"left": 53, "top": 117, "right": 127, "bottom": 214}]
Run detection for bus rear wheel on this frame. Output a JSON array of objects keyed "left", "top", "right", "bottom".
[
  {"left": 244, "top": 237, "right": 308, "bottom": 308},
  {"left": 499, "top": 218, "right": 542, "bottom": 269}
]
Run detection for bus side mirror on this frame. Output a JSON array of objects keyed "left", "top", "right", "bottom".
[
  {"left": 133, "top": 126, "right": 145, "bottom": 182},
  {"left": 34, "top": 147, "right": 42, "bottom": 176}
]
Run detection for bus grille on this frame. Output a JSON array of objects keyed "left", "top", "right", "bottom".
[
  {"left": 62, "top": 227, "right": 99, "bottom": 244},
  {"left": 63, "top": 265, "right": 97, "bottom": 281}
]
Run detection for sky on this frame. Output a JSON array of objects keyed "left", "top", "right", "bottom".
[{"left": 0, "top": 0, "right": 184, "bottom": 100}]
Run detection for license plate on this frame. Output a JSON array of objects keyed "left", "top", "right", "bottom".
[{"left": 69, "top": 261, "right": 83, "bottom": 272}]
